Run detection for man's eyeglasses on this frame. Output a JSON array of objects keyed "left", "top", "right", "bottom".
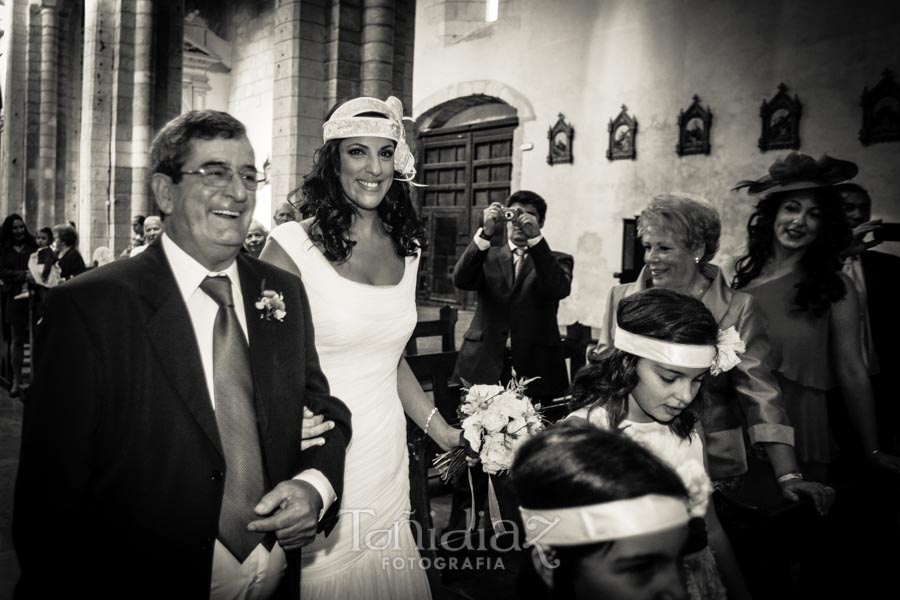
[{"left": 179, "top": 165, "right": 267, "bottom": 191}]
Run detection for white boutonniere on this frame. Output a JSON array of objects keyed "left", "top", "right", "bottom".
[{"left": 255, "top": 281, "right": 286, "bottom": 322}]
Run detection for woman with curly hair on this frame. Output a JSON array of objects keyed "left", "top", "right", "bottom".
[
  {"left": 0, "top": 214, "right": 37, "bottom": 396},
  {"left": 511, "top": 421, "right": 692, "bottom": 600},
  {"left": 733, "top": 153, "right": 900, "bottom": 478},
  {"left": 261, "top": 96, "right": 462, "bottom": 599},
  {"left": 569, "top": 288, "right": 755, "bottom": 600}
]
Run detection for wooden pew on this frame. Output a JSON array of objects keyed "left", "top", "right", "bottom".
[
  {"left": 405, "top": 305, "right": 458, "bottom": 356},
  {"left": 405, "top": 351, "right": 461, "bottom": 536}
]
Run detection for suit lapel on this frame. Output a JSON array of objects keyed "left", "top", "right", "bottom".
[
  {"left": 237, "top": 256, "right": 273, "bottom": 441},
  {"left": 139, "top": 243, "right": 223, "bottom": 457}
]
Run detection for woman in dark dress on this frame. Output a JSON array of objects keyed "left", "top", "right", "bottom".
[{"left": 0, "top": 214, "right": 38, "bottom": 396}]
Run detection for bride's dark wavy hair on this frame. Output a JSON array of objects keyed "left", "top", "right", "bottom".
[
  {"left": 731, "top": 188, "right": 851, "bottom": 316},
  {"left": 569, "top": 288, "right": 718, "bottom": 440},
  {"left": 289, "top": 122, "right": 426, "bottom": 263}
]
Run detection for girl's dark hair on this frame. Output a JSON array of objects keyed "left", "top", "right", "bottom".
[
  {"left": 570, "top": 288, "right": 718, "bottom": 439},
  {"left": 38, "top": 227, "right": 54, "bottom": 241},
  {"left": 511, "top": 422, "right": 689, "bottom": 599},
  {"left": 291, "top": 138, "right": 426, "bottom": 263},
  {"left": 1, "top": 214, "right": 36, "bottom": 249},
  {"left": 732, "top": 187, "right": 851, "bottom": 316}
]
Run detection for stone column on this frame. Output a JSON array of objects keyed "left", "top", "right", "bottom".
[
  {"left": 152, "top": 0, "right": 183, "bottom": 134},
  {"left": 24, "top": 3, "right": 41, "bottom": 229},
  {"left": 325, "top": 0, "right": 361, "bottom": 109},
  {"left": 0, "top": 0, "right": 30, "bottom": 219},
  {"left": 130, "top": 0, "right": 153, "bottom": 228},
  {"left": 37, "top": 0, "right": 59, "bottom": 230},
  {"left": 78, "top": 0, "right": 117, "bottom": 255},
  {"left": 272, "top": 0, "right": 327, "bottom": 205},
  {"left": 360, "top": 0, "right": 393, "bottom": 98}
]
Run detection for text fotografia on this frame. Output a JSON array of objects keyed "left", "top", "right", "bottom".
[{"left": 384, "top": 556, "right": 506, "bottom": 571}]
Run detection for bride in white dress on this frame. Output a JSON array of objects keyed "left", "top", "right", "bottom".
[{"left": 262, "top": 96, "right": 462, "bottom": 599}]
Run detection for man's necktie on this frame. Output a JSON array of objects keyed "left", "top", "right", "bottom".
[
  {"left": 200, "top": 275, "right": 267, "bottom": 563},
  {"left": 513, "top": 247, "right": 527, "bottom": 283}
]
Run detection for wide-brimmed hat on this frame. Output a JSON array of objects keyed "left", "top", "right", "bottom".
[{"left": 733, "top": 152, "right": 858, "bottom": 196}]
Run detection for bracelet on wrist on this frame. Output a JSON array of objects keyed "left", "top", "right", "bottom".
[
  {"left": 423, "top": 407, "right": 439, "bottom": 437},
  {"left": 777, "top": 472, "right": 804, "bottom": 484}
]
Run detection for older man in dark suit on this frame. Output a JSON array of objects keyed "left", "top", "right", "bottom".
[{"left": 14, "top": 110, "right": 351, "bottom": 599}]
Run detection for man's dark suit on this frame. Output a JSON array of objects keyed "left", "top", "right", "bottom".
[
  {"left": 453, "top": 238, "right": 574, "bottom": 400},
  {"left": 13, "top": 242, "right": 351, "bottom": 598},
  {"left": 861, "top": 250, "right": 900, "bottom": 447}
]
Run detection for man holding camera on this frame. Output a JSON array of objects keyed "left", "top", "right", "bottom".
[
  {"left": 453, "top": 190, "right": 574, "bottom": 401},
  {"left": 837, "top": 182, "right": 900, "bottom": 451},
  {"left": 449, "top": 191, "right": 573, "bottom": 530}
]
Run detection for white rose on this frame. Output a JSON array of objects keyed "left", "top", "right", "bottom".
[
  {"left": 481, "top": 434, "right": 512, "bottom": 474},
  {"left": 462, "top": 414, "right": 483, "bottom": 452},
  {"left": 480, "top": 406, "right": 508, "bottom": 433}
]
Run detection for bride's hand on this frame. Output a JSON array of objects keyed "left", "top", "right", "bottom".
[{"left": 300, "top": 406, "right": 334, "bottom": 450}]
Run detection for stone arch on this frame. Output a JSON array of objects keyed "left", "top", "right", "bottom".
[{"left": 413, "top": 80, "right": 536, "bottom": 127}]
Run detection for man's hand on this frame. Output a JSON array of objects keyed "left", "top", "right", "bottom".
[
  {"left": 248, "top": 480, "right": 323, "bottom": 551},
  {"left": 515, "top": 211, "right": 542, "bottom": 240},
  {"left": 845, "top": 219, "right": 884, "bottom": 257},
  {"left": 301, "top": 406, "right": 334, "bottom": 451},
  {"left": 482, "top": 202, "right": 504, "bottom": 237},
  {"left": 779, "top": 480, "right": 836, "bottom": 516}
]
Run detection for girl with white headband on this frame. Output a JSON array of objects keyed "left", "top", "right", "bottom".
[
  {"left": 567, "top": 288, "right": 753, "bottom": 600},
  {"left": 262, "top": 97, "right": 463, "bottom": 599},
  {"left": 511, "top": 421, "right": 692, "bottom": 600}
]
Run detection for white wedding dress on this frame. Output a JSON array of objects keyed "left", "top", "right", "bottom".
[{"left": 269, "top": 222, "right": 431, "bottom": 600}]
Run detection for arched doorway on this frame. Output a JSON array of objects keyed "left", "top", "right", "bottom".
[{"left": 415, "top": 96, "right": 518, "bottom": 305}]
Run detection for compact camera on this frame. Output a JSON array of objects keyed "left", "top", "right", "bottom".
[{"left": 502, "top": 207, "right": 523, "bottom": 221}]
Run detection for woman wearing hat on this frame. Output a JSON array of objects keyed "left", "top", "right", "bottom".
[
  {"left": 592, "top": 193, "right": 834, "bottom": 510},
  {"left": 261, "top": 96, "right": 462, "bottom": 598},
  {"left": 733, "top": 153, "right": 900, "bottom": 479}
]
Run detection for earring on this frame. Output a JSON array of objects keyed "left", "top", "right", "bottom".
[{"left": 694, "top": 256, "right": 700, "bottom": 264}]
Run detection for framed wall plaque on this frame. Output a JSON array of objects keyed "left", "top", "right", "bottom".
[
  {"left": 676, "top": 95, "right": 712, "bottom": 156},
  {"left": 860, "top": 69, "right": 900, "bottom": 146},
  {"left": 607, "top": 105, "right": 637, "bottom": 161},
  {"left": 547, "top": 113, "right": 574, "bottom": 165},
  {"left": 759, "top": 83, "right": 802, "bottom": 151}
]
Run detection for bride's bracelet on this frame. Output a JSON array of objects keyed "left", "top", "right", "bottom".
[{"left": 423, "top": 407, "right": 439, "bottom": 437}]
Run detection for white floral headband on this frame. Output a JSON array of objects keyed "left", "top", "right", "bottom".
[
  {"left": 613, "top": 325, "right": 745, "bottom": 376},
  {"left": 322, "top": 96, "right": 418, "bottom": 184},
  {"left": 519, "top": 494, "right": 690, "bottom": 548}
]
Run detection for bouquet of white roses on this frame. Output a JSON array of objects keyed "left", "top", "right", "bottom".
[{"left": 434, "top": 377, "right": 546, "bottom": 531}]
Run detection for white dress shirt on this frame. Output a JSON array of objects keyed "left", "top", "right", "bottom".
[{"left": 160, "top": 234, "right": 336, "bottom": 600}]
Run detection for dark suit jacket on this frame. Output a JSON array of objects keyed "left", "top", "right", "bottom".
[
  {"left": 453, "top": 238, "right": 573, "bottom": 399},
  {"left": 56, "top": 247, "right": 86, "bottom": 280},
  {"left": 13, "top": 242, "right": 351, "bottom": 599},
  {"left": 861, "top": 250, "right": 900, "bottom": 375}
]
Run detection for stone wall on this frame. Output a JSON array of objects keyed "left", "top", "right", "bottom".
[{"left": 414, "top": 0, "right": 900, "bottom": 327}]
